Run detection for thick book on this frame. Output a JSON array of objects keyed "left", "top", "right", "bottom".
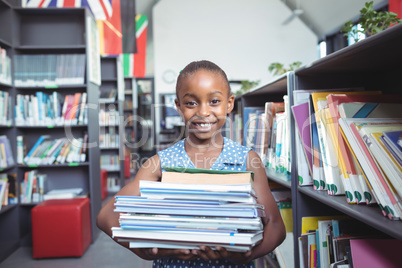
[
  {"left": 382, "top": 130, "right": 402, "bottom": 164},
  {"left": 112, "top": 227, "right": 263, "bottom": 246},
  {"left": 161, "top": 166, "right": 254, "bottom": 184}
]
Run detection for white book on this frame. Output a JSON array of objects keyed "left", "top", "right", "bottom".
[{"left": 112, "top": 227, "right": 263, "bottom": 246}]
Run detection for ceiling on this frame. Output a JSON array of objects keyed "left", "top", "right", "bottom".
[{"left": 136, "top": 0, "right": 387, "bottom": 38}]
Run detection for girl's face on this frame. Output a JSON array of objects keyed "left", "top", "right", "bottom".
[{"left": 175, "top": 70, "right": 234, "bottom": 142}]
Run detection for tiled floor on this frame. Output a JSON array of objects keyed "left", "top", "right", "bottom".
[{"left": 0, "top": 231, "right": 153, "bottom": 268}]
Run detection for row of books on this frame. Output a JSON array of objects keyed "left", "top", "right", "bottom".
[
  {"left": 298, "top": 215, "right": 401, "bottom": 268},
  {"left": 99, "top": 108, "right": 120, "bottom": 126},
  {"left": 0, "top": 135, "right": 14, "bottom": 168},
  {"left": 0, "top": 47, "right": 12, "bottom": 85},
  {"left": 107, "top": 176, "right": 121, "bottom": 193},
  {"left": 100, "top": 127, "right": 119, "bottom": 148},
  {"left": 20, "top": 170, "right": 46, "bottom": 204},
  {"left": 0, "top": 173, "right": 17, "bottom": 210},
  {"left": 14, "top": 54, "right": 86, "bottom": 87},
  {"left": 20, "top": 169, "right": 85, "bottom": 204},
  {"left": 15, "top": 92, "right": 88, "bottom": 126},
  {"left": 112, "top": 168, "right": 264, "bottom": 252},
  {"left": 0, "top": 90, "right": 12, "bottom": 126},
  {"left": 292, "top": 90, "right": 402, "bottom": 220},
  {"left": 99, "top": 89, "right": 117, "bottom": 103},
  {"left": 19, "top": 134, "right": 88, "bottom": 166},
  {"left": 100, "top": 154, "right": 120, "bottom": 171},
  {"left": 227, "top": 98, "right": 290, "bottom": 179}
]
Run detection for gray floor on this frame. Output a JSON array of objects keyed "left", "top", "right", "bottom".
[{"left": 0, "top": 231, "right": 154, "bottom": 268}]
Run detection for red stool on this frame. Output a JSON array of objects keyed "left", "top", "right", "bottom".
[
  {"left": 101, "top": 169, "right": 108, "bottom": 200},
  {"left": 31, "top": 198, "right": 92, "bottom": 258}
]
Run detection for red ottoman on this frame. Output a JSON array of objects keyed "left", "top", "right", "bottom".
[
  {"left": 31, "top": 198, "right": 92, "bottom": 258},
  {"left": 101, "top": 169, "right": 108, "bottom": 200}
]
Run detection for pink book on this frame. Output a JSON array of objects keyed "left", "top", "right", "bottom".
[{"left": 350, "top": 239, "right": 402, "bottom": 268}]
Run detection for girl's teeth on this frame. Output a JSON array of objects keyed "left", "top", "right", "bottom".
[{"left": 198, "top": 123, "right": 211, "bottom": 127}]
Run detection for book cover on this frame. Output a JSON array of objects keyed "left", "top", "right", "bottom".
[
  {"left": 23, "top": 135, "right": 51, "bottom": 164},
  {"left": 243, "top": 106, "right": 264, "bottom": 147},
  {"left": 350, "top": 239, "right": 402, "bottom": 268},
  {"left": 382, "top": 130, "right": 402, "bottom": 162}
]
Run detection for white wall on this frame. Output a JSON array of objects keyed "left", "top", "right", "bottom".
[{"left": 152, "top": 0, "right": 318, "bottom": 143}]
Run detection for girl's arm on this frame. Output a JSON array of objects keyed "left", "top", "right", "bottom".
[
  {"left": 246, "top": 150, "right": 286, "bottom": 258},
  {"left": 96, "top": 154, "right": 194, "bottom": 261}
]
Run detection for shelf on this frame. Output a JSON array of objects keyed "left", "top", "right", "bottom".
[
  {"left": 0, "top": 204, "right": 18, "bottom": 215},
  {"left": 100, "top": 147, "right": 120, "bottom": 150},
  {"left": 298, "top": 186, "right": 402, "bottom": 240},
  {"left": 18, "top": 162, "right": 89, "bottom": 168},
  {"left": 0, "top": 38, "right": 12, "bottom": 48},
  {"left": 297, "top": 23, "right": 402, "bottom": 75},
  {"left": 0, "top": 164, "right": 16, "bottom": 172},
  {"left": 0, "top": 124, "right": 12, "bottom": 128},
  {"left": 14, "top": 45, "right": 86, "bottom": 52},
  {"left": 101, "top": 78, "right": 118, "bottom": 82},
  {"left": 15, "top": 84, "right": 87, "bottom": 90},
  {"left": 265, "top": 167, "right": 291, "bottom": 189},
  {"left": 0, "top": 81, "right": 12, "bottom": 87},
  {"left": 16, "top": 124, "right": 88, "bottom": 129}
]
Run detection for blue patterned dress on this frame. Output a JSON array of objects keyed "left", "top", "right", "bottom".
[{"left": 154, "top": 137, "right": 254, "bottom": 268}]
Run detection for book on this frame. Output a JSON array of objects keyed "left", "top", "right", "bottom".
[
  {"left": 350, "top": 239, "right": 402, "bottom": 268},
  {"left": 23, "top": 135, "right": 51, "bottom": 164},
  {"left": 291, "top": 102, "right": 313, "bottom": 186},
  {"left": 0, "top": 135, "right": 14, "bottom": 168},
  {"left": 43, "top": 187, "right": 83, "bottom": 200},
  {"left": 112, "top": 227, "right": 264, "bottom": 247},
  {"left": 243, "top": 106, "right": 264, "bottom": 147},
  {"left": 161, "top": 166, "right": 254, "bottom": 184},
  {"left": 382, "top": 130, "right": 402, "bottom": 164},
  {"left": 0, "top": 178, "right": 7, "bottom": 210}
]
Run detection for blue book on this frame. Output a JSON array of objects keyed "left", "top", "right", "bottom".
[
  {"left": 23, "top": 135, "right": 51, "bottom": 164},
  {"left": 382, "top": 130, "right": 402, "bottom": 162}
]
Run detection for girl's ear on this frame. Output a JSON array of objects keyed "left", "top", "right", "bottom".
[
  {"left": 175, "top": 98, "right": 183, "bottom": 116},
  {"left": 227, "top": 94, "right": 235, "bottom": 114}
]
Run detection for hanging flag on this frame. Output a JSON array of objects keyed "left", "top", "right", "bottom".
[
  {"left": 123, "top": 14, "right": 148, "bottom": 77},
  {"left": 22, "top": 0, "right": 113, "bottom": 21},
  {"left": 96, "top": 0, "right": 122, "bottom": 55}
]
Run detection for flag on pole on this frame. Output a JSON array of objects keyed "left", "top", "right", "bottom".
[
  {"left": 123, "top": 14, "right": 148, "bottom": 77},
  {"left": 23, "top": 0, "right": 113, "bottom": 20}
]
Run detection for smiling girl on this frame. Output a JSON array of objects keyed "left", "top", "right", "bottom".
[{"left": 96, "top": 60, "right": 286, "bottom": 268}]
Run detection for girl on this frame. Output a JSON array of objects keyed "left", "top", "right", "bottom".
[{"left": 97, "top": 60, "right": 286, "bottom": 267}]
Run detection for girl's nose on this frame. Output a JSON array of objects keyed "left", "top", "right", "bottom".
[{"left": 198, "top": 103, "right": 210, "bottom": 117}]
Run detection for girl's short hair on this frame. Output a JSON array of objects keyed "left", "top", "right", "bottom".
[{"left": 176, "top": 60, "right": 231, "bottom": 98}]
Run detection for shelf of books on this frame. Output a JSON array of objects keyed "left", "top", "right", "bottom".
[
  {"left": 231, "top": 72, "right": 295, "bottom": 188},
  {"left": 123, "top": 77, "right": 137, "bottom": 178},
  {"left": 99, "top": 56, "right": 125, "bottom": 194},
  {"left": 291, "top": 23, "right": 402, "bottom": 268},
  {"left": 0, "top": 5, "right": 102, "bottom": 261}
]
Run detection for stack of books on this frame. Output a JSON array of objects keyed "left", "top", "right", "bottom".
[{"left": 112, "top": 167, "right": 265, "bottom": 252}]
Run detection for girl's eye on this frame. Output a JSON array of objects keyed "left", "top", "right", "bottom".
[
  {"left": 210, "top": 99, "right": 221, "bottom": 105},
  {"left": 185, "top": 101, "right": 197, "bottom": 106}
]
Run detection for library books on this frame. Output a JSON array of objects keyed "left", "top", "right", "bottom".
[
  {"left": 113, "top": 170, "right": 264, "bottom": 252},
  {"left": 0, "top": 46, "right": 12, "bottom": 85},
  {"left": 99, "top": 89, "right": 117, "bottom": 103},
  {"left": 0, "top": 90, "right": 12, "bottom": 126},
  {"left": 0, "top": 175, "right": 7, "bottom": 210},
  {"left": 13, "top": 54, "right": 86, "bottom": 87},
  {"left": 23, "top": 136, "right": 87, "bottom": 166},
  {"left": 339, "top": 118, "right": 402, "bottom": 220},
  {"left": 15, "top": 91, "right": 88, "bottom": 126},
  {"left": 20, "top": 170, "right": 47, "bottom": 204},
  {"left": 0, "top": 135, "right": 14, "bottom": 168},
  {"left": 43, "top": 187, "right": 84, "bottom": 201}
]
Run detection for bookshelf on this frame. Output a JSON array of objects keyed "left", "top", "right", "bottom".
[
  {"left": 0, "top": 4, "right": 102, "bottom": 262},
  {"left": 233, "top": 23, "right": 402, "bottom": 267},
  {"left": 123, "top": 77, "right": 138, "bottom": 177},
  {"left": 124, "top": 77, "right": 155, "bottom": 174},
  {"left": 292, "top": 22, "right": 402, "bottom": 267},
  {"left": 99, "top": 55, "right": 125, "bottom": 193}
]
